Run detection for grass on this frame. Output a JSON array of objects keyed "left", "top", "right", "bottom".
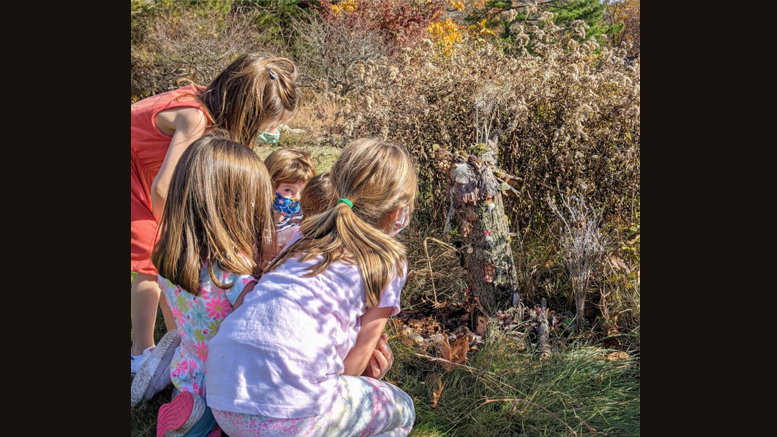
[
  {"left": 384, "top": 319, "right": 640, "bottom": 437},
  {"left": 131, "top": 276, "right": 640, "bottom": 437},
  {"left": 131, "top": 138, "right": 639, "bottom": 436}
]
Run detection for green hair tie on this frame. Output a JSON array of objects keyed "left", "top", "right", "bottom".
[{"left": 338, "top": 198, "right": 354, "bottom": 209}]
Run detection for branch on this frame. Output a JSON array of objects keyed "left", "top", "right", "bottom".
[{"left": 423, "top": 237, "right": 458, "bottom": 307}]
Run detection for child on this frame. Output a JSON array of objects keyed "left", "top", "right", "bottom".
[
  {"left": 205, "top": 138, "right": 417, "bottom": 437},
  {"left": 299, "top": 172, "right": 397, "bottom": 380},
  {"left": 300, "top": 173, "right": 336, "bottom": 220},
  {"left": 262, "top": 149, "right": 316, "bottom": 259},
  {"left": 286, "top": 172, "right": 396, "bottom": 380},
  {"left": 136, "top": 135, "right": 276, "bottom": 437},
  {"left": 131, "top": 53, "right": 299, "bottom": 377},
  {"left": 276, "top": 172, "right": 336, "bottom": 249}
]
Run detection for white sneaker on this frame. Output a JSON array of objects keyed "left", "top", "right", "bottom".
[
  {"left": 131, "top": 345, "right": 155, "bottom": 376},
  {"left": 131, "top": 330, "right": 181, "bottom": 407}
]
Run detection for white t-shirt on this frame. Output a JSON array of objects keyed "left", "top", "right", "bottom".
[{"left": 205, "top": 251, "right": 405, "bottom": 419}]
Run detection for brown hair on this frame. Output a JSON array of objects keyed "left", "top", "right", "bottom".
[
  {"left": 268, "top": 138, "right": 418, "bottom": 307},
  {"left": 194, "top": 54, "right": 299, "bottom": 146},
  {"left": 152, "top": 134, "right": 275, "bottom": 295},
  {"left": 264, "top": 149, "right": 317, "bottom": 189},
  {"left": 300, "top": 173, "right": 337, "bottom": 218}
]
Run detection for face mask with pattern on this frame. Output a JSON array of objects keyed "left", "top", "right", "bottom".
[{"left": 273, "top": 192, "right": 300, "bottom": 224}]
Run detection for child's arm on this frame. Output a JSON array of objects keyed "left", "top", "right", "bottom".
[
  {"left": 342, "top": 306, "right": 393, "bottom": 377},
  {"left": 232, "top": 280, "right": 257, "bottom": 311},
  {"left": 361, "top": 333, "right": 394, "bottom": 380},
  {"left": 150, "top": 107, "right": 208, "bottom": 221}
]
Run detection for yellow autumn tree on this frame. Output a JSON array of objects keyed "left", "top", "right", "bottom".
[{"left": 606, "top": 0, "right": 640, "bottom": 57}]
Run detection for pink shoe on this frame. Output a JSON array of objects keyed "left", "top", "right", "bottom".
[{"left": 157, "top": 391, "right": 205, "bottom": 437}]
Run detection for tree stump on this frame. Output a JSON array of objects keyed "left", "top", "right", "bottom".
[{"left": 441, "top": 143, "right": 520, "bottom": 316}]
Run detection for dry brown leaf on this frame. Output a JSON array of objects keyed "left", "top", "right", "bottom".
[
  {"left": 604, "top": 351, "right": 630, "bottom": 362},
  {"left": 431, "top": 376, "right": 445, "bottom": 409},
  {"left": 449, "top": 335, "right": 471, "bottom": 365},
  {"left": 436, "top": 335, "right": 468, "bottom": 371},
  {"left": 438, "top": 336, "right": 452, "bottom": 360},
  {"left": 609, "top": 256, "right": 630, "bottom": 274}
]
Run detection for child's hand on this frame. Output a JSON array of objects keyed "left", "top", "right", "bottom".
[{"left": 362, "top": 333, "right": 394, "bottom": 380}]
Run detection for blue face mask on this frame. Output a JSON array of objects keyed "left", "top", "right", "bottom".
[
  {"left": 273, "top": 192, "right": 300, "bottom": 223},
  {"left": 258, "top": 131, "right": 280, "bottom": 144}
]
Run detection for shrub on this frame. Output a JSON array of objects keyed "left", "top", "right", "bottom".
[
  {"left": 318, "top": 0, "right": 446, "bottom": 48},
  {"left": 340, "top": 16, "right": 639, "bottom": 231},
  {"left": 131, "top": 2, "right": 277, "bottom": 100}
]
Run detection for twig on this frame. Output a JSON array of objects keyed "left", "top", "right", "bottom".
[
  {"left": 423, "top": 237, "right": 458, "bottom": 307},
  {"left": 538, "top": 298, "right": 551, "bottom": 358},
  {"left": 495, "top": 176, "right": 521, "bottom": 195},
  {"left": 571, "top": 406, "right": 598, "bottom": 434}
]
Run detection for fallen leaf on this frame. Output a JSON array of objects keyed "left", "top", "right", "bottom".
[
  {"left": 431, "top": 376, "right": 445, "bottom": 409},
  {"left": 438, "top": 336, "right": 452, "bottom": 364},
  {"left": 609, "top": 256, "right": 630, "bottom": 274},
  {"left": 604, "top": 351, "right": 630, "bottom": 362},
  {"left": 449, "top": 335, "right": 471, "bottom": 365}
]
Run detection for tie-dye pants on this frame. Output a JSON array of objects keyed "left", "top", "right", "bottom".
[{"left": 211, "top": 376, "right": 416, "bottom": 437}]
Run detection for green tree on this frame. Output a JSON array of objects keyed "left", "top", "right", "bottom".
[
  {"left": 468, "top": 0, "right": 622, "bottom": 50},
  {"left": 235, "top": 0, "right": 312, "bottom": 49},
  {"left": 546, "top": 0, "right": 619, "bottom": 44}
]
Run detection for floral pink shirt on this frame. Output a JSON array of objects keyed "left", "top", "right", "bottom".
[{"left": 160, "top": 262, "right": 257, "bottom": 396}]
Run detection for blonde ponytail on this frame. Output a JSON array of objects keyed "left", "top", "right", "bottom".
[{"left": 267, "top": 138, "right": 418, "bottom": 306}]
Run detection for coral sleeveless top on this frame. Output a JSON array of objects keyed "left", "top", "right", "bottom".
[{"left": 131, "top": 84, "right": 208, "bottom": 275}]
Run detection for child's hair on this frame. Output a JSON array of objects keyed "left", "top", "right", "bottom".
[
  {"left": 152, "top": 134, "right": 275, "bottom": 295},
  {"left": 264, "top": 149, "right": 317, "bottom": 189},
  {"left": 268, "top": 138, "right": 418, "bottom": 307},
  {"left": 195, "top": 53, "right": 299, "bottom": 147},
  {"left": 300, "top": 173, "right": 336, "bottom": 218}
]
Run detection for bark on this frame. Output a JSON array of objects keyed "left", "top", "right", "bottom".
[{"left": 446, "top": 146, "right": 520, "bottom": 316}]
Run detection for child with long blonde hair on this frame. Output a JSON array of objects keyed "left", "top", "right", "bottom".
[
  {"left": 133, "top": 135, "right": 276, "bottom": 437},
  {"left": 131, "top": 54, "right": 299, "bottom": 378},
  {"left": 205, "top": 138, "right": 417, "bottom": 436}
]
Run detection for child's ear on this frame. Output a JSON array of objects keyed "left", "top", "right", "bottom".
[
  {"left": 379, "top": 207, "right": 406, "bottom": 233},
  {"left": 387, "top": 208, "right": 403, "bottom": 223}
]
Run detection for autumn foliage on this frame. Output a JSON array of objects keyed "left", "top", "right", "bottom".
[{"left": 606, "top": 0, "right": 640, "bottom": 57}]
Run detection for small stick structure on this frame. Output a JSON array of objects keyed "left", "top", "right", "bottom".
[
  {"left": 538, "top": 298, "right": 551, "bottom": 358},
  {"left": 437, "top": 141, "right": 521, "bottom": 316}
]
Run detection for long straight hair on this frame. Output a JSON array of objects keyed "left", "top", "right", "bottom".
[
  {"left": 183, "top": 53, "right": 299, "bottom": 146},
  {"left": 267, "top": 138, "right": 418, "bottom": 307},
  {"left": 152, "top": 135, "right": 275, "bottom": 295}
]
